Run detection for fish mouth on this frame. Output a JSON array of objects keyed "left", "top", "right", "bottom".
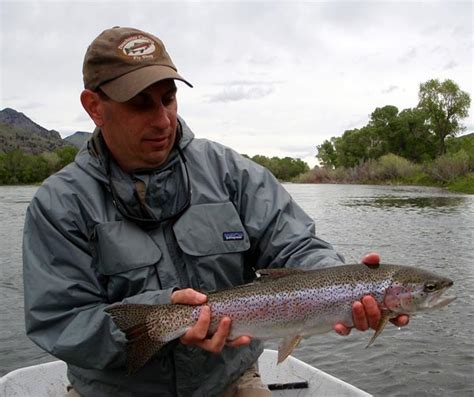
[
  {"left": 429, "top": 295, "right": 456, "bottom": 309},
  {"left": 425, "top": 286, "right": 456, "bottom": 310}
]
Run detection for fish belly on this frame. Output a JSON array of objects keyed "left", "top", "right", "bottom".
[{"left": 210, "top": 286, "right": 358, "bottom": 340}]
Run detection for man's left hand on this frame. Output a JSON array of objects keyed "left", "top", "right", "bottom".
[{"left": 333, "top": 253, "right": 410, "bottom": 336}]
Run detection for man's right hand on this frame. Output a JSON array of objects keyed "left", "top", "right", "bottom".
[{"left": 171, "top": 288, "right": 251, "bottom": 353}]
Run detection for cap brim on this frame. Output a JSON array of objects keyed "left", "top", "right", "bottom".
[{"left": 100, "top": 65, "right": 193, "bottom": 102}]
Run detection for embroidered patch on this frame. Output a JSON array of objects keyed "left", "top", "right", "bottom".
[
  {"left": 118, "top": 35, "right": 157, "bottom": 60},
  {"left": 223, "top": 231, "right": 244, "bottom": 241}
]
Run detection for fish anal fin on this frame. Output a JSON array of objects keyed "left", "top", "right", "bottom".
[
  {"left": 366, "top": 313, "right": 390, "bottom": 348},
  {"left": 278, "top": 335, "right": 303, "bottom": 364}
]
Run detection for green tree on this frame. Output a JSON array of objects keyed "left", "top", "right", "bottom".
[
  {"left": 316, "top": 139, "right": 338, "bottom": 168},
  {"left": 396, "top": 108, "right": 436, "bottom": 162},
  {"left": 250, "top": 155, "right": 309, "bottom": 180},
  {"left": 332, "top": 127, "right": 380, "bottom": 168},
  {"left": 55, "top": 146, "right": 79, "bottom": 171},
  {"left": 417, "top": 79, "right": 471, "bottom": 155},
  {"left": 369, "top": 105, "right": 401, "bottom": 155}
]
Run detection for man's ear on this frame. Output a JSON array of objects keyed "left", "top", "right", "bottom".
[{"left": 80, "top": 89, "right": 106, "bottom": 126}]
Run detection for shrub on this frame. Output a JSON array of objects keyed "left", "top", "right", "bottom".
[
  {"left": 376, "top": 153, "right": 419, "bottom": 180},
  {"left": 294, "top": 166, "right": 332, "bottom": 183},
  {"left": 427, "top": 150, "right": 471, "bottom": 182},
  {"left": 447, "top": 172, "right": 474, "bottom": 193},
  {"left": 348, "top": 159, "right": 379, "bottom": 182}
]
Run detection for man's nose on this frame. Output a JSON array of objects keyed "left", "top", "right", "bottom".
[{"left": 150, "top": 103, "right": 171, "bottom": 129}]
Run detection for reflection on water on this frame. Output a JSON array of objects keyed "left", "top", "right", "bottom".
[{"left": 345, "top": 195, "right": 467, "bottom": 211}]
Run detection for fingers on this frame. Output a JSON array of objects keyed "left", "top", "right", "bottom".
[
  {"left": 336, "top": 295, "right": 409, "bottom": 337},
  {"left": 171, "top": 288, "right": 208, "bottom": 305},
  {"left": 342, "top": 296, "right": 381, "bottom": 335},
  {"left": 361, "top": 296, "right": 381, "bottom": 330},
  {"left": 173, "top": 290, "right": 251, "bottom": 353},
  {"left": 180, "top": 306, "right": 211, "bottom": 345},
  {"left": 333, "top": 323, "right": 351, "bottom": 336},
  {"left": 226, "top": 335, "right": 251, "bottom": 348},
  {"left": 180, "top": 309, "right": 248, "bottom": 353},
  {"left": 361, "top": 252, "right": 380, "bottom": 267},
  {"left": 352, "top": 301, "right": 369, "bottom": 331},
  {"left": 390, "top": 314, "right": 409, "bottom": 327},
  {"left": 198, "top": 316, "right": 232, "bottom": 353}
]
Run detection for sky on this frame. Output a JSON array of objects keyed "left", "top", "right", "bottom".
[{"left": 1, "top": 0, "right": 473, "bottom": 167}]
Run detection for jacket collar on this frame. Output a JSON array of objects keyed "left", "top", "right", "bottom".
[{"left": 74, "top": 115, "right": 195, "bottom": 183}]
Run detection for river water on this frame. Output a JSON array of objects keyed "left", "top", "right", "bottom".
[{"left": 0, "top": 184, "right": 473, "bottom": 396}]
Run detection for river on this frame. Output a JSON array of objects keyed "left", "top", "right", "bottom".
[{"left": 0, "top": 184, "right": 473, "bottom": 396}]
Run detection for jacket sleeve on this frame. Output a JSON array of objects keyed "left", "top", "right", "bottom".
[
  {"left": 229, "top": 154, "right": 345, "bottom": 270},
  {"left": 22, "top": 182, "right": 174, "bottom": 370}
]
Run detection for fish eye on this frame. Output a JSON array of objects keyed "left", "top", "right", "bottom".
[{"left": 424, "top": 282, "right": 437, "bottom": 292}]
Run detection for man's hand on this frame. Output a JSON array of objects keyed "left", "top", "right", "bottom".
[
  {"left": 171, "top": 288, "right": 251, "bottom": 352},
  {"left": 333, "top": 253, "right": 410, "bottom": 336}
]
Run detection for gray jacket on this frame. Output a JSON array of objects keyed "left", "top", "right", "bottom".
[{"left": 23, "top": 118, "right": 344, "bottom": 396}]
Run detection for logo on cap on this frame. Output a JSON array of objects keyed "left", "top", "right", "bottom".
[{"left": 119, "top": 35, "right": 156, "bottom": 59}]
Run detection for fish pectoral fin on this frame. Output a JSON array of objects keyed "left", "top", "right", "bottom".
[
  {"left": 366, "top": 313, "right": 390, "bottom": 348},
  {"left": 278, "top": 335, "right": 303, "bottom": 364}
]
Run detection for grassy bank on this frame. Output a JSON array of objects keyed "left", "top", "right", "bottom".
[{"left": 295, "top": 153, "right": 474, "bottom": 194}]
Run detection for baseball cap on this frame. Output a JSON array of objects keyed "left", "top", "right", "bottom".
[{"left": 83, "top": 26, "right": 192, "bottom": 102}]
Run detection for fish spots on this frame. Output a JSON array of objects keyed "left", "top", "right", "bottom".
[{"left": 106, "top": 263, "right": 455, "bottom": 373}]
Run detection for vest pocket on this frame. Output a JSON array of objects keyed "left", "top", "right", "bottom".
[
  {"left": 91, "top": 221, "right": 163, "bottom": 300},
  {"left": 173, "top": 202, "right": 251, "bottom": 290},
  {"left": 173, "top": 202, "right": 250, "bottom": 256},
  {"left": 91, "top": 220, "right": 162, "bottom": 275}
]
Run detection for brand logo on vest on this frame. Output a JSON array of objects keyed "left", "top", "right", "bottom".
[{"left": 223, "top": 231, "right": 244, "bottom": 241}]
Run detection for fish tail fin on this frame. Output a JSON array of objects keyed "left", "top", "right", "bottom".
[
  {"left": 105, "top": 304, "right": 166, "bottom": 374},
  {"left": 366, "top": 313, "right": 390, "bottom": 348},
  {"left": 126, "top": 330, "right": 166, "bottom": 374}
]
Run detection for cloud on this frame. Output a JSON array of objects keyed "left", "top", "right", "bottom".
[
  {"left": 207, "top": 85, "right": 275, "bottom": 103},
  {"left": 398, "top": 48, "right": 418, "bottom": 63},
  {"left": 443, "top": 60, "right": 458, "bottom": 70},
  {"left": 381, "top": 85, "right": 399, "bottom": 94}
]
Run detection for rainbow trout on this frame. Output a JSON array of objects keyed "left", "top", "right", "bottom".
[{"left": 105, "top": 264, "right": 455, "bottom": 373}]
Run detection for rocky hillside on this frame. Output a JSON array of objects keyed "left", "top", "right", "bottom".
[
  {"left": 0, "top": 108, "right": 91, "bottom": 154},
  {"left": 64, "top": 131, "right": 92, "bottom": 148}
]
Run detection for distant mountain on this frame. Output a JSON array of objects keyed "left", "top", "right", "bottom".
[
  {"left": 0, "top": 108, "right": 73, "bottom": 155},
  {"left": 64, "top": 131, "right": 92, "bottom": 148},
  {"left": 0, "top": 108, "right": 62, "bottom": 141}
]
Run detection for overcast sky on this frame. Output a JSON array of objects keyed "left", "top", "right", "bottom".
[{"left": 1, "top": 0, "right": 473, "bottom": 167}]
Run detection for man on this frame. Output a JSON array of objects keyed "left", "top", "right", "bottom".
[{"left": 23, "top": 27, "right": 408, "bottom": 396}]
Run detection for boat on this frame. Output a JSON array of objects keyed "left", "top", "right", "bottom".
[{"left": 0, "top": 349, "right": 372, "bottom": 396}]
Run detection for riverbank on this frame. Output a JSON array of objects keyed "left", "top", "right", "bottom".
[
  {"left": 294, "top": 173, "right": 474, "bottom": 194},
  {"left": 295, "top": 153, "right": 474, "bottom": 194},
  {"left": 2, "top": 173, "right": 473, "bottom": 194}
]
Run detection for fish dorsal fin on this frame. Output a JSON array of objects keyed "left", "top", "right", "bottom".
[
  {"left": 278, "top": 335, "right": 303, "bottom": 363},
  {"left": 256, "top": 268, "right": 306, "bottom": 281},
  {"left": 366, "top": 313, "right": 390, "bottom": 348}
]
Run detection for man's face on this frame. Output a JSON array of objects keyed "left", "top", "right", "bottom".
[{"left": 99, "top": 79, "right": 178, "bottom": 172}]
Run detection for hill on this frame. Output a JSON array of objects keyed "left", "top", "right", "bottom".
[
  {"left": 0, "top": 108, "right": 77, "bottom": 154},
  {"left": 64, "top": 131, "right": 92, "bottom": 148}
]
